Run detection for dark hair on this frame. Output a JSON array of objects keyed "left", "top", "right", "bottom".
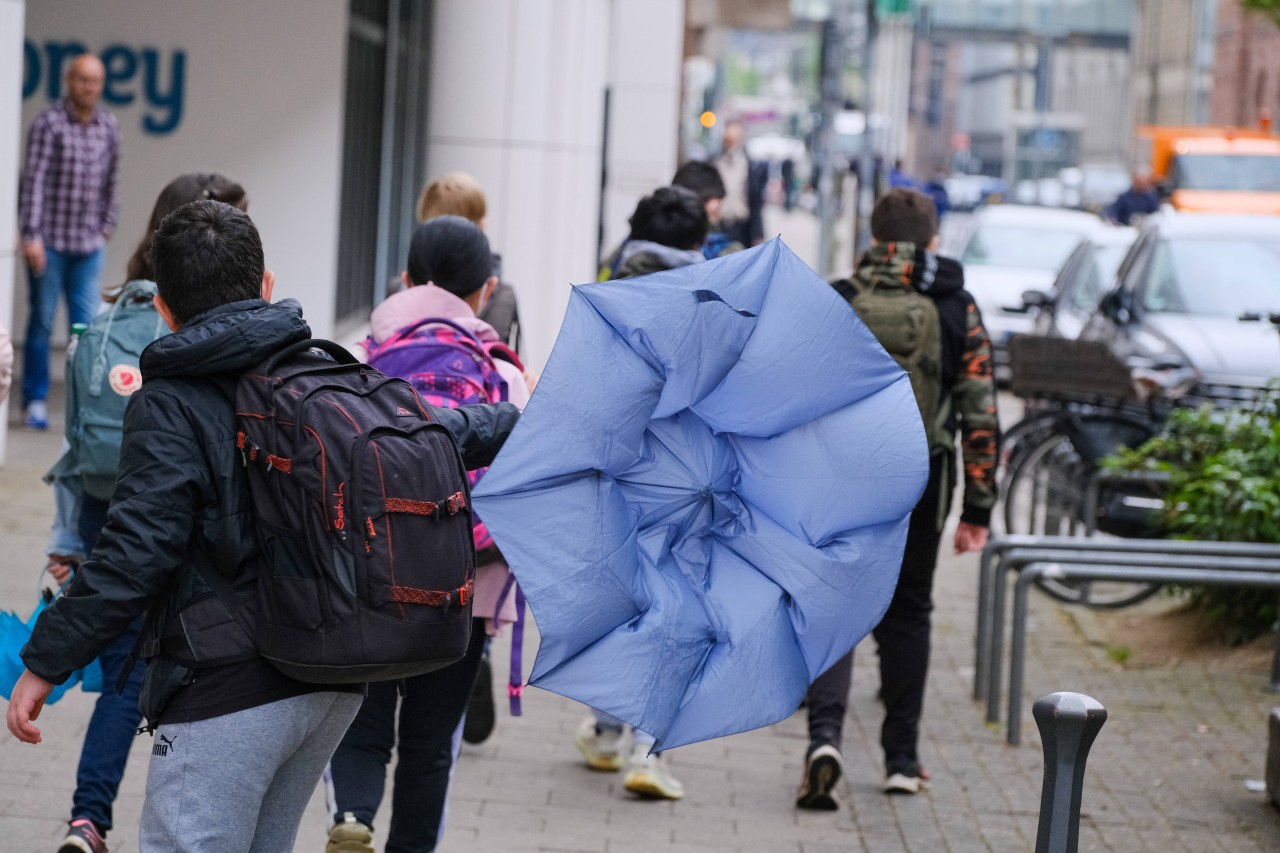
[
  {"left": 405, "top": 215, "right": 492, "bottom": 298},
  {"left": 870, "top": 188, "right": 939, "bottom": 247},
  {"left": 671, "top": 160, "right": 726, "bottom": 205},
  {"left": 151, "top": 200, "right": 265, "bottom": 325},
  {"left": 628, "top": 186, "right": 708, "bottom": 250},
  {"left": 117, "top": 173, "right": 248, "bottom": 300}
]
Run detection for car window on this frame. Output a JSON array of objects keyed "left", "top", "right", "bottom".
[
  {"left": 1069, "top": 252, "right": 1102, "bottom": 313},
  {"left": 961, "top": 224, "right": 1086, "bottom": 271},
  {"left": 1141, "top": 237, "right": 1280, "bottom": 315}
]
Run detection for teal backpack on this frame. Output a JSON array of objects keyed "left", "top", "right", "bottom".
[{"left": 66, "top": 280, "right": 168, "bottom": 501}]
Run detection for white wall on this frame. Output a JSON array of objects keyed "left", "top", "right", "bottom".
[
  {"left": 18, "top": 0, "right": 348, "bottom": 339},
  {"left": 426, "top": 0, "right": 685, "bottom": 371},
  {"left": 1, "top": 0, "right": 27, "bottom": 464}
]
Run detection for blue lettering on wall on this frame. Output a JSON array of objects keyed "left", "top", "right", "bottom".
[{"left": 22, "top": 40, "right": 187, "bottom": 136}]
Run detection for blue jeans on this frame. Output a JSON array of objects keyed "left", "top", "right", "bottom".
[
  {"left": 23, "top": 246, "right": 104, "bottom": 406},
  {"left": 70, "top": 493, "right": 147, "bottom": 835}
]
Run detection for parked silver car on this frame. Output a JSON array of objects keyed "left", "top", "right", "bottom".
[
  {"left": 1080, "top": 212, "right": 1280, "bottom": 402},
  {"left": 958, "top": 205, "right": 1105, "bottom": 377},
  {"left": 1024, "top": 226, "right": 1138, "bottom": 340}
]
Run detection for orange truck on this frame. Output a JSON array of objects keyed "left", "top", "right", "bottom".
[{"left": 1139, "top": 122, "right": 1280, "bottom": 214}]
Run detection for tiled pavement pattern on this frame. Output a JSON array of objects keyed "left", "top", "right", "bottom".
[{"left": 1, "top": 388, "right": 1278, "bottom": 852}]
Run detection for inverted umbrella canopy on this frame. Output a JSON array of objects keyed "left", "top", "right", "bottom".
[{"left": 473, "top": 238, "right": 929, "bottom": 750}]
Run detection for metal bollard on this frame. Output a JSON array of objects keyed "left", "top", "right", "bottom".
[{"left": 1033, "top": 692, "right": 1107, "bottom": 853}]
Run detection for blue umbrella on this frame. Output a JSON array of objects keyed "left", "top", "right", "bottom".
[{"left": 473, "top": 238, "right": 929, "bottom": 750}]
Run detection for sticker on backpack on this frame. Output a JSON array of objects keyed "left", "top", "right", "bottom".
[{"left": 108, "top": 364, "right": 143, "bottom": 396}]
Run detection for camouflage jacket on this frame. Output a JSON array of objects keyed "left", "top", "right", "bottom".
[{"left": 848, "top": 242, "right": 1000, "bottom": 527}]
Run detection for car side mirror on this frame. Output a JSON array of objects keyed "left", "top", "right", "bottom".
[
  {"left": 1021, "top": 289, "right": 1054, "bottom": 312},
  {"left": 1098, "top": 289, "right": 1132, "bottom": 325}
]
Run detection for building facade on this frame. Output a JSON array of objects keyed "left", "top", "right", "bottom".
[
  {"left": 1210, "top": 1, "right": 1280, "bottom": 127},
  {"left": 4, "top": 0, "right": 688, "bottom": 461},
  {"left": 1132, "top": 0, "right": 1218, "bottom": 127}
]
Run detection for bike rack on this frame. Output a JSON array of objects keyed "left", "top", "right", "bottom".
[
  {"left": 1006, "top": 561, "right": 1280, "bottom": 745},
  {"left": 974, "top": 537, "right": 1280, "bottom": 711}
]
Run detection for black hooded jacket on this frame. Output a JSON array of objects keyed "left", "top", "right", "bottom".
[{"left": 22, "top": 298, "right": 519, "bottom": 723}]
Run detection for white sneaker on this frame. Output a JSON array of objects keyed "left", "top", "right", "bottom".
[
  {"left": 623, "top": 745, "right": 684, "bottom": 800},
  {"left": 883, "top": 770, "right": 929, "bottom": 794},
  {"left": 24, "top": 400, "right": 48, "bottom": 430},
  {"left": 574, "top": 717, "right": 626, "bottom": 771}
]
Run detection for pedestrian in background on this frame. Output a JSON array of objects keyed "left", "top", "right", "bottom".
[
  {"left": 18, "top": 54, "right": 121, "bottom": 431},
  {"left": 1108, "top": 172, "right": 1160, "bottom": 225},
  {"left": 417, "top": 172, "right": 523, "bottom": 353},
  {"left": 714, "top": 120, "right": 766, "bottom": 247},
  {"left": 798, "top": 188, "right": 999, "bottom": 809},
  {"left": 671, "top": 159, "right": 743, "bottom": 260},
  {"left": 41, "top": 173, "right": 248, "bottom": 853}
]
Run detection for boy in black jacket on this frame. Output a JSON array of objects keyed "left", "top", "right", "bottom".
[{"left": 6, "top": 200, "right": 518, "bottom": 851}]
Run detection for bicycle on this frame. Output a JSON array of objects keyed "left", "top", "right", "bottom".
[{"left": 997, "top": 336, "right": 1172, "bottom": 608}]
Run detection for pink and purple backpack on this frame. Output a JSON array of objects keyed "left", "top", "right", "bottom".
[{"left": 365, "top": 317, "right": 521, "bottom": 553}]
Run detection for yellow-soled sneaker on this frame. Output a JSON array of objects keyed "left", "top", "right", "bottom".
[
  {"left": 622, "top": 746, "right": 685, "bottom": 800},
  {"left": 326, "top": 812, "right": 374, "bottom": 853},
  {"left": 574, "top": 716, "right": 626, "bottom": 771}
]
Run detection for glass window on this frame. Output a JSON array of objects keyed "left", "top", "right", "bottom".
[
  {"left": 1171, "top": 154, "right": 1280, "bottom": 192},
  {"left": 1142, "top": 237, "right": 1280, "bottom": 315}
]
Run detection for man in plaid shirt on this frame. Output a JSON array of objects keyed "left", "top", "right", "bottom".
[{"left": 19, "top": 53, "right": 121, "bottom": 430}]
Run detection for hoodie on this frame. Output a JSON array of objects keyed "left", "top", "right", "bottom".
[
  {"left": 366, "top": 283, "right": 530, "bottom": 633},
  {"left": 845, "top": 243, "right": 999, "bottom": 527}
]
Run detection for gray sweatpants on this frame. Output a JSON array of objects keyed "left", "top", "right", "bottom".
[{"left": 140, "top": 691, "right": 363, "bottom": 852}]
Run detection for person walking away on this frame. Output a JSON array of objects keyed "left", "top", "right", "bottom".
[
  {"left": 6, "top": 200, "right": 519, "bottom": 851},
  {"left": 417, "top": 171, "right": 523, "bottom": 353},
  {"left": 327, "top": 216, "right": 531, "bottom": 853},
  {"left": 572, "top": 185, "right": 709, "bottom": 801},
  {"left": 41, "top": 173, "right": 248, "bottom": 853},
  {"left": 714, "top": 120, "right": 766, "bottom": 247},
  {"left": 18, "top": 54, "right": 121, "bottom": 431},
  {"left": 672, "top": 160, "right": 744, "bottom": 260},
  {"left": 797, "top": 188, "right": 998, "bottom": 809}
]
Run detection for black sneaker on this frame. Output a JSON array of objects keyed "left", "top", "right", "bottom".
[
  {"left": 796, "top": 743, "right": 843, "bottom": 810},
  {"left": 59, "top": 819, "right": 107, "bottom": 853},
  {"left": 462, "top": 654, "right": 496, "bottom": 744}
]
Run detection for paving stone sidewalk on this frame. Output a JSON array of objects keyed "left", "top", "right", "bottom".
[{"left": 1, "top": 398, "right": 1278, "bottom": 852}]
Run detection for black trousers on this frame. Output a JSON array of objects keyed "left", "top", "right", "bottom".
[
  {"left": 807, "top": 455, "right": 946, "bottom": 768},
  {"left": 329, "top": 617, "right": 486, "bottom": 852}
]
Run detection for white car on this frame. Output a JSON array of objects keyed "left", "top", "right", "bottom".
[{"left": 957, "top": 205, "right": 1105, "bottom": 376}]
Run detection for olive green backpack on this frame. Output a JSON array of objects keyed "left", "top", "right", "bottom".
[{"left": 834, "top": 276, "right": 944, "bottom": 451}]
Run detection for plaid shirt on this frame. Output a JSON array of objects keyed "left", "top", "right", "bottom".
[{"left": 19, "top": 100, "right": 121, "bottom": 253}]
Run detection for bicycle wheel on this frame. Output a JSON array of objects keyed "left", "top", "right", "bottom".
[
  {"left": 1001, "top": 429, "right": 1162, "bottom": 609},
  {"left": 1003, "top": 430, "right": 1090, "bottom": 538}
]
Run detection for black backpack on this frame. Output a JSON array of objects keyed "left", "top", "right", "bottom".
[{"left": 227, "top": 339, "right": 476, "bottom": 683}]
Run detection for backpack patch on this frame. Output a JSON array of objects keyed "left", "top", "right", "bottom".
[
  {"left": 233, "top": 339, "right": 476, "bottom": 683},
  {"left": 838, "top": 277, "right": 944, "bottom": 450},
  {"left": 365, "top": 318, "right": 520, "bottom": 553},
  {"left": 68, "top": 280, "right": 168, "bottom": 501}
]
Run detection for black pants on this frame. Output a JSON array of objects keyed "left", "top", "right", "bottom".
[
  {"left": 807, "top": 455, "right": 946, "bottom": 769},
  {"left": 329, "top": 617, "right": 486, "bottom": 852}
]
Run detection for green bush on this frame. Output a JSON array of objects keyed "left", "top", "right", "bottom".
[
  {"left": 1242, "top": 0, "right": 1280, "bottom": 27},
  {"left": 1105, "top": 385, "right": 1280, "bottom": 644}
]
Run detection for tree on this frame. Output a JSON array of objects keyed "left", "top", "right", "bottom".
[{"left": 1242, "top": 0, "right": 1280, "bottom": 27}]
